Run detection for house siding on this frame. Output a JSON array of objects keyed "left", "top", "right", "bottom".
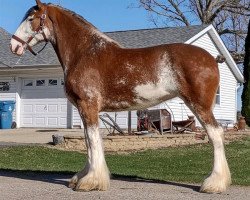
[{"left": 72, "top": 106, "right": 81, "bottom": 128}]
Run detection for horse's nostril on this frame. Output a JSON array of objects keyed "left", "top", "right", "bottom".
[{"left": 14, "top": 45, "right": 21, "bottom": 54}]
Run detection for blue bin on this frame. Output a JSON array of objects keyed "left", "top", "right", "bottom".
[{"left": 0, "top": 101, "right": 15, "bottom": 129}]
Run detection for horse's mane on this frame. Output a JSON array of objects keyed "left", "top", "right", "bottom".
[
  {"left": 47, "top": 3, "right": 120, "bottom": 45},
  {"left": 47, "top": 3, "right": 95, "bottom": 29}
]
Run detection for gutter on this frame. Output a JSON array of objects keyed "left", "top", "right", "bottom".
[{"left": 0, "top": 64, "right": 61, "bottom": 71}]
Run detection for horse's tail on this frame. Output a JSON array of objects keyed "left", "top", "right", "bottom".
[{"left": 216, "top": 55, "right": 226, "bottom": 63}]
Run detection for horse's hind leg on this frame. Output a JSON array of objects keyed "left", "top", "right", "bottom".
[
  {"left": 201, "top": 122, "right": 231, "bottom": 193},
  {"left": 185, "top": 103, "right": 231, "bottom": 193},
  {"left": 69, "top": 100, "right": 110, "bottom": 191}
]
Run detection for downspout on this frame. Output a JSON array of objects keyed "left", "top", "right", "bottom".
[{"left": 236, "top": 84, "right": 242, "bottom": 122}]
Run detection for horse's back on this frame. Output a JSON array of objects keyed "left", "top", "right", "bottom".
[
  {"left": 118, "top": 43, "right": 218, "bottom": 72},
  {"left": 116, "top": 43, "right": 219, "bottom": 86}
]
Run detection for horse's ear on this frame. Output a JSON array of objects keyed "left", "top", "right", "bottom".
[{"left": 36, "top": 0, "right": 43, "bottom": 8}]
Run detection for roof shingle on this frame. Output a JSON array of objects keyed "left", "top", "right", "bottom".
[{"left": 106, "top": 25, "right": 208, "bottom": 48}]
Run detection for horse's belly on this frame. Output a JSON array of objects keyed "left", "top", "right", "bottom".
[
  {"left": 102, "top": 83, "right": 177, "bottom": 112},
  {"left": 131, "top": 85, "right": 176, "bottom": 110}
]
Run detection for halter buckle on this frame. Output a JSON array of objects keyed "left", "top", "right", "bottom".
[{"left": 41, "top": 14, "right": 46, "bottom": 20}]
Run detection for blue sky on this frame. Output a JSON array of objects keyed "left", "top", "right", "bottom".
[{"left": 0, "top": 0, "right": 151, "bottom": 34}]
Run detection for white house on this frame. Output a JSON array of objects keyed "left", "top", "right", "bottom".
[{"left": 0, "top": 25, "right": 244, "bottom": 129}]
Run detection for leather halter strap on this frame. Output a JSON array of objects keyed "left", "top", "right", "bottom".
[{"left": 12, "top": 12, "right": 48, "bottom": 56}]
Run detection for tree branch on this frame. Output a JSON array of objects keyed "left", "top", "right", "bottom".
[
  {"left": 218, "top": 28, "right": 248, "bottom": 35},
  {"left": 167, "top": 0, "right": 191, "bottom": 26}
]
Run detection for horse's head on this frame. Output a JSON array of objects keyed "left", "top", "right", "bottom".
[{"left": 10, "top": 0, "right": 52, "bottom": 56}]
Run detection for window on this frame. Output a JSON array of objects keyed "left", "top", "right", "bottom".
[
  {"left": 216, "top": 87, "right": 220, "bottom": 105},
  {"left": 24, "top": 80, "right": 33, "bottom": 87},
  {"left": 48, "top": 79, "right": 58, "bottom": 86},
  {"left": 0, "top": 82, "right": 10, "bottom": 91},
  {"left": 36, "top": 79, "right": 45, "bottom": 86},
  {"left": 61, "top": 78, "right": 65, "bottom": 86}
]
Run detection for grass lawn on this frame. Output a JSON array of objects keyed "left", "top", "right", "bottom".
[{"left": 0, "top": 136, "right": 249, "bottom": 186}]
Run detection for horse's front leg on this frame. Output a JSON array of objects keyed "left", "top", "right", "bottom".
[{"left": 69, "top": 101, "right": 110, "bottom": 191}]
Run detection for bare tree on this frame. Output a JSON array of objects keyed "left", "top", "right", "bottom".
[{"left": 135, "top": 0, "right": 250, "bottom": 64}]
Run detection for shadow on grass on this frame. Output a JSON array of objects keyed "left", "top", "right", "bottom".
[{"left": 0, "top": 169, "right": 200, "bottom": 192}]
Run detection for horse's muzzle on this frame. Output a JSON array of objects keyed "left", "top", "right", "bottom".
[{"left": 10, "top": 43, "right": 24, "bottom": 56}]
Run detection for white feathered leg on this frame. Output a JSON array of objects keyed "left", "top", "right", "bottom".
[
  {"left": 69, "top": 125, "right": 110, "bottom": 191},
  {"left": 200, "top": 126, "right": 231, "bottom": 193}
]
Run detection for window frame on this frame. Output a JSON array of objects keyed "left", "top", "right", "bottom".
[
  {"left": 0, "top": 81, "right": 10, "bottom": 91},
  {"left": 215, "top": 86, "right": 221, "bottom": 105}
]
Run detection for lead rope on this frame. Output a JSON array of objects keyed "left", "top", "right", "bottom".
[{"left": 15, "top": 51, "right": 25, "bottom": 65}]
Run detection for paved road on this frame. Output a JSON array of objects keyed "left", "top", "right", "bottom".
[{"left": 0, "top": 170, "right": 249, "bottom": 200}]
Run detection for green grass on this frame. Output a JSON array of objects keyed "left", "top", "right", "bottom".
[{"left": 0, "top": 137, "right": 249, "bottom": 185}]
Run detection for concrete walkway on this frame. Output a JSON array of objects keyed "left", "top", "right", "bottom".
[
  {"left": 0, "top": 128, "right": 84, "bottom": 144},
  {"left": 1, "top": 128, "right": 249, "bottom": 145}
]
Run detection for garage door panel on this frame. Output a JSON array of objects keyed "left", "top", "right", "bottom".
[
  {"left": 61, "top": 105, "right": 67, "bottom": 112},
  {"left": 60, "top": 117, "right": 67, "bottom": 126},
  {"left": 22, "top": 117, "right": 33, "bottom": 125},
  {"left": 23, "top": 105, "right": 33, "bottom": 113},
  {"left": 35, "top": 104, "right": 47, "bottom": 113},
  {"left": 21, "top": 78, "right": 68, "bottom": 128},
  {"left": 48, "top": 104, "right": 58, "bottom": 112},
  {"left": 35, "top": 117, "right": 46, "bottom": 126},
  {"left": 48, "top": 117, "right": 58, "bottom": 126}
]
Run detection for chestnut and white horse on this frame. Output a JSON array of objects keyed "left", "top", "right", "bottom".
[{"left": 10, "top": 0, "right": 231, "bottom": 193}]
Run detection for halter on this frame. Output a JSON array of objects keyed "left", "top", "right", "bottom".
[{"left": 12, "top": 11, "right": 49, "bottom": 56}]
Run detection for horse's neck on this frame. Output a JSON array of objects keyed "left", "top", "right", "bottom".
[{"left": 48, "top": 6, "right": 120, "bottom": 72}]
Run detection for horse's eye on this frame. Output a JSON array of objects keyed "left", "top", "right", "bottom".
[{"left": 28, "top": 18, "right": 34, "bottom": 22}]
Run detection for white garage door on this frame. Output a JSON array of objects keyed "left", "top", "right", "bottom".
[{"left": 21, "top": 78, "right": 68, "bottom": 128}]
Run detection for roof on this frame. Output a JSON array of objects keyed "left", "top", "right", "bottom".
[
  {"left": 106, "top": 25, "right": 208, "bottom": 48},
  {"left": 0, "top": 25, "right": 244, "bottom": 82},
  {"left": 0, "top": 27, "right": 59, "bottom": 67},
  {"left": 0, "top": 27, "right": 20, "bottom": 67},
  {"left": 14, "top": 43, "right": 60, "bottom": 66},
  {"left": 0, "top": 27, "right": 10, "bottom": 39}
]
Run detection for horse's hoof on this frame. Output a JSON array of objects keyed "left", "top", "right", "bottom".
[
  {"left": 74, "top": 175, "right": 110, "bottom": 192},
  {"left": 68, "top": 175, "right": 78, "bottom": 189},
  {"left": 200, "top": 173, "right": 231, "bottom": 193}
]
